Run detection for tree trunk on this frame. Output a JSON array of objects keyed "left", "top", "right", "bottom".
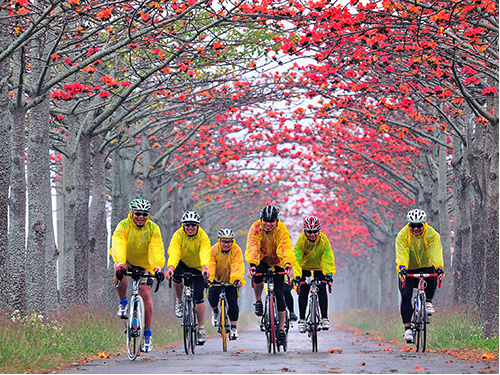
[
  {"left": 481, "top": 90, "right": 499, "bottom": 339},
  {"left": 88, "top": 135, "right": 108, "bottom": 305},
  {"left": 0, "top": 4, "right": 12, "bottom": 310},
  {"left": 7, "top": 55, "right": 27, "bottom": 311},
  {"left": 74, "top": 132, "right": 91, "bottom": 303}
]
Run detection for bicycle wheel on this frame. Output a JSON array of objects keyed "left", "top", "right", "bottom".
[
  {"left": 190, "top": 301, "right": 197, "bottom": 354},
  {"left": 183, "top": 297, "right": 192, "bottom": 354},
  {"left": 127, "top": 296, "right": 144, "bottom": 360},
  {"left": 267, "top": 295, "right": 276, "bottom": 354},
  {"left": 413, "top": 297, "right": 421, "bottom": 352},
  {"left": 221, "top": 298, "right": 228, "bottom": 352},
  {"left": 283, "top": 309, "right": 289, "bottom": 352},
  {"left": 420, "top": 297, "right": 427, "bottom": 352},
  {"left": 310, "top": 296, "right": 319, "bottom": 353}
]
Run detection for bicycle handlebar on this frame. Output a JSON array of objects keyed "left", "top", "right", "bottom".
[
  {"left": 116, "top": 271, "right": 161, "bottom": 293},
  {"left": 251, "top": 271, "right": 291, "bottom": 288},
  {"left": 297, "top": 279, "right": 332, "bottom": 294},
  {"left": 403, "top": 273, "right": 442, "bottom": 289}
]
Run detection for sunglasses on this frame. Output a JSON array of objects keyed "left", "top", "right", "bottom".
[
  {"left": 262, "top": 219, "right": 277, "bottom": 223},
  {"left": 220, "top": 239, "right": 233, "bottom": 244},
  {"left": 409, "top": 223, "right": 423, "bottom": 229},
  {"left": 184, "top": 223, "right": 198, "bottom": 228},
  {"left": 305, "top": 230, "right": 319, "bottom": 234},
  {"left": 134, "top": 212, "right": 149, "bottom": 217}
]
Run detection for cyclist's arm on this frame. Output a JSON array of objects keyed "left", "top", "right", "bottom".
[
  {"left": 245, "top": 221, "right": 262, "bottom": 266},
  {"left": 149, "top": 224, "right": 166, "bottom": 271},
  {"left": 230, "top": 243, "right": 246, "bottom": 286},
  {"left": 199, "top": 228, "right": 212, "bottom": 270},
  {"left": 110, "top": 220, "right": 129, "bottom": 265},
  {"left": 293, "top": 240, "right": 304, "bottom": 279},
  {"left": 166, "top": 229, "right": 183, "bottom": 270},
  {"left": 395, "top": 229, "right": 410, "bottom": 273},
  {"left": 426, "top": 227, "right": 444, "bottom": 269},
  {"left": 208, "top": 244, "right": 218, "bottom": 282},
  {"left": 321, "top": 236, "right": 336, "bottom": 276},
  {"left": 275, "top": 222, "right": 295, "bottom": 268}
]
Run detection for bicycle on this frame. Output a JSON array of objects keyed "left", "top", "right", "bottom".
[
  {"left": 208, "top": 281, "right": 239, "bottom": 352},
  {"left": 169, "top": 272, "right": 206, "bottom": 354},
  {"left": 252, "top": 269, "right": 290, "bottom": 354},
  {"left": 297, "top": 276, "right": 332, "bottom": 352},
  {"left": 116, "top": 266, "right": 160, "bottom": 361},
  {"left": 404, "top": 273, "right": 442, "bottom": 353}
]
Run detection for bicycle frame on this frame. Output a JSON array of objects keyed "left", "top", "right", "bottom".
[
  {"left": 253, "top": 269, "right": 290, "bottom": 354},
  {"left": 169, "top": 272, "right": 207, "bottom": 355},
  {"left": 405, "top": 273, "right": 441, "bottom": 353},
  {"left": 298, "top": 276, "right": 332, "bottom": 352},
  {"left": 117, "top": 267, "right": 159, "bottom": 361},
  {"left": 209, "top": 281, "right": 234, "bottom": 352}
]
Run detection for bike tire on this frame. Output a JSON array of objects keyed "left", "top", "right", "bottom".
[
  {"left": 221, "top": 298, "right": 228, "bottom": 352},
  {"left": 413, "top": 296, "right": 421, "bottom": 352},
  {"left": 311, "top": 296, "right": 319, "bottom": 353},
  {"left": 191, "top": 301, "right": 197, "bottom": 353},
  {"left": 265, "top": 299, "right": 271, "bottom": 353},
  {"left": 183, "top": 297, "right": 192, "bottom": 354},
  {"left": 283, "top": 309, "right": 289, "bottom": 352},
  {"left": 126, "top": 296, "right": 144, "bottom": 360},
  {"left": 421, "top": 297, "right": 427, "bottom": 352},
  {"left": 269, "top": 295, "right": 276, "bottom": 354}
]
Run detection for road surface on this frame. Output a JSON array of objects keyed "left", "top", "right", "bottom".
[{"left": 58, "top": 323, "right": 498, "bottom": 374}]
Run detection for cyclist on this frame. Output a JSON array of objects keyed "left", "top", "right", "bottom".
[
  {"left": 246, "top": 205, "right": 295, "bottom": 346},
  {"left": 293, "top": 216, "right": 335, "bottom": 333},
  {"left": 396, "top": 208, "right": 445, "bottom": 343},
  {"left": 208, "top": 228, "right": 246, "bottom": 340},
  {"left": 110, "top": 198, "right": 165, "bottom": 353},
  {"left": 165, "top": 210, "right": 211, "bottom": 345}
]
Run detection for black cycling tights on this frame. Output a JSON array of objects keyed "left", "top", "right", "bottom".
[
  {"left": 399, "top": 266, "right": 438, "bottom": 324},
  {"left": 208, "top": 285, "right": 239, "bottom": 322},
  {"left": 298, "top": 270, "right": 328, "bottom": 320},
  {"left": 253, "top": 263, "right": 286, "bottom": 312}
]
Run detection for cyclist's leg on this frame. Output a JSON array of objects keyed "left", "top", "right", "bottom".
[
  {"left": 283, "top": 282, "right": 295, "bottom": 315},
  {"left": 298, "top": 270, "right": 311, "bottom": 320},
  {"left": 253, "top": 263, "right": 267, "bottom": 302},
  {"left": 273, "top": 267, "right": 286, "bottom": 331},
  {"left": 314, "top": 271, "right": 328, "bottom": 319},
  {"left": 192, "top": 268, "right": 206, "bottom": 333},
  {"left": 423, "top": 266, "right": 438, "bottom": 302},
  {"left": 139, "top": 281, "right": 154, "bottom": 329},
  {"left": 226, "top": 286, "right": 239, "bottom": 323},
  {"left": 399, "top": 272, "right": 416, "bottom": 330},
  {"left": 207, "top": 286, "right": 220, "bottom": 309},
  {"left": 172, "top": 261, "right": 188, "bottom": 301},
  {"left": 114, "top": 262, "right": 129, "bottom": 299}
]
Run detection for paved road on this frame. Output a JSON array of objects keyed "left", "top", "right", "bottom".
[{"left": 58, "top": 323, "right": 498, "bottom": 374}]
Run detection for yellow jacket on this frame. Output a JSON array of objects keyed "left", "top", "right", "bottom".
[
  {"left": 167, "top": 224, "right": 211, "bottom": 271},
  {"left": 293, "top": 232, "right": 336, "bottom": 278},
  {"left": 395, "top": 223, "right": 444, "bottom": 272},
  {"left": 208, "top": 240, "right": 246, "bottom": 285},
  {"left": 245, "top": 220, "right": 295, "bottom": 269},
  {"left": 110, "top": 211, "right": 165, "bottom": 273}
]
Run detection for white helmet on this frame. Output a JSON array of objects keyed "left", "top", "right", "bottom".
[
  {"left": 406, "top": 209, "right": 427, "bottom": 223},
  {"left": 181, "top": 211, "right": 200, "bottom": 223},
  {"left": 217, "top": 228, "right": 235, "bottom": 238},
  {"left": 129, "top": 198, "right": 151, "bottom": 213}
]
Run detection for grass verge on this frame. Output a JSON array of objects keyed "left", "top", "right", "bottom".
[
  {"left": 0, "top": 306, "right": 256, "bottom": 374},
  {"left": 331, "top": 304, "right": 499, "bottom": 354}
]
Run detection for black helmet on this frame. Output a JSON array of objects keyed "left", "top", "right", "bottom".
[{"left": 260, "top": 205, "right": 280, "bottom": 221}]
